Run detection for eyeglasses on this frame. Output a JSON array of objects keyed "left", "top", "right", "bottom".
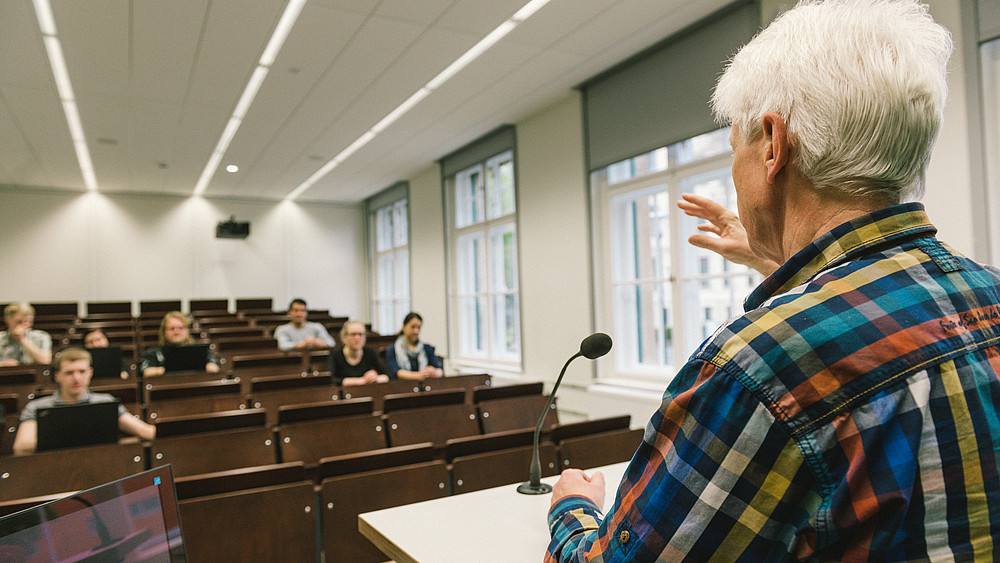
[{"left": 345, "top": 332, "right": 366, "bottom": 337}]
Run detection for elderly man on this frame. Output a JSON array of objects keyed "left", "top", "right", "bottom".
[
  {"left": 13, "top": 347, "right": 155, "bottom": 455},
  {"left": 547, "top": 1, "right": 1000, "bottom": 561},
  {"left": 0, "top": 303, "right": 52, "bottom": 366}
]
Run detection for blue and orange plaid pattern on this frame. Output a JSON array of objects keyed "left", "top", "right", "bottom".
[{"left": 547, "top": 203, "right": 1000, "bottom": 561}]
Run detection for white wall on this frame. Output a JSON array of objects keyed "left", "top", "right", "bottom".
[
  {"left": 0, "top": 187, "right": 367, "bottom": 317},
  {"left": 515, "top": 93, "right": 596, "bottom": 388},
  {"left": 408, "top": 163, "right": 449, "bottom": 356}
]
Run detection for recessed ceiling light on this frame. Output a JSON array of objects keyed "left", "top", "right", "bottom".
[{"left": 226, "top": 164, "right": 239, "bottom": 173}]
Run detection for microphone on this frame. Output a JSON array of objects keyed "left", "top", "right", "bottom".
[{"left": 517, "top": 332, "right": 613, "bottom": 495}]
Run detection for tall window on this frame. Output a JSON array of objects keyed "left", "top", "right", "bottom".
[
  {"left": 447, "top": 150, "right": 520, "bottom": 366},
  {"left": 592, "top": 128, "right": 762, "bottom": 386},
  {"left": 370, "top": 197, "right": 409, "bottom": 334}
]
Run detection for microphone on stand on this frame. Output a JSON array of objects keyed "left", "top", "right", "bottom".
[{"left": 517, "top": 332, "right": 613, "bottom": 495}]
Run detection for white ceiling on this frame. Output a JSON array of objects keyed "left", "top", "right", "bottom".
[{"left": 0, "top": 0, "right": 734, "bottom": 203}]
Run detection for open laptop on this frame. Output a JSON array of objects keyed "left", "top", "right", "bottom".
[
  {"left": 36, "top": 400, "right": 120, "bottom": 452},
  {"left": 87, "top": 345, "right": 124, "bottom": 379},
  {"left": 162, "top": 343, "right": 210, "bottom": 373}
]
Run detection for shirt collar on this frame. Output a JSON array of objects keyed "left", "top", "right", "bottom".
[{"left": 745, "top": 202, "right": 936, "bottom": 310}]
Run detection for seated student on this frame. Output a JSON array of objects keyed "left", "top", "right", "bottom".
[
  {"left": 12, "top": 347, "right": 155, "bottom": 455},
  {"left": 385, "top": 312, "right": 443, "bottom": 381},
  {"left": 83, "top": 328, "right": 131, "bottom": 380},
  {"left": 140, "top": 311, "right": 220, "bottom": 377},
  {"left": 0, "top": 302, "right": 52, "bottom": 366},
  {"left": 327, "top": 320, "right": 393, "bottom": 386},
  {"left": 273, "top": 298, "right": 335, "bottom": 352}
]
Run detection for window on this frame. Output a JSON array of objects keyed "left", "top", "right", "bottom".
[
  {"left": 370, "top": 198, "right": 409, "bottom": 334},
  {"left": 592, "top": 128, "right": 762, "bottom": 386},
  {"left": 447, "top": 150, "right": 520, "bottom": 366}
]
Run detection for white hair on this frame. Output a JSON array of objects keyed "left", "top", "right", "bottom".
[{"left": 712, "top": 0, "right": 953, "bottom": 202}]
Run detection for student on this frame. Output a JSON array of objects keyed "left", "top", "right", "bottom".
[
  {"left": 327, "top": 320, "right": 392, "bottom": 386},
  {"left": 140, "top": 311, "right": 220, "bottom": 377},
  {"left": 12, "top": 347, "right": 155, "bottom": 455},
  {"left": 83, "top": 328, "right": 131, "bottom": 379},
  {"left": 546, "top": 1, "right": 1000, "bottom": 560},
  {"left": 385, "top": 312, "right": 443, "bottom": 381},
  {"left": 0, "top": 302, "right": 52, "bottom": 366},
  {"left": 273, "top": 298, "right": 335, "bottom": 352}
]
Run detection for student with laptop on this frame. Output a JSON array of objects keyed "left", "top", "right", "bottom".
[
  {"left": 140, "top": 311, "right": 220, "bottom": 377},
  {"left": 12, "top": 347, "right": 155, "bottom": 455},
  {"left": 84, "top": 328, "right": 131, "bottom": 379}
]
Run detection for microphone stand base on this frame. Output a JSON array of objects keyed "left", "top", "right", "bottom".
[{"left": 516, "top": 481, "right": 552, "bottom": 495}]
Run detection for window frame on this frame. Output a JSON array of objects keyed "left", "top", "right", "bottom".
[
  {"left": 591, "top": 128, "right": 761, "bottom": 389},
  {"left": 446, "top": 148, "right": 522, "bottom": 370},
  {"left": 369, "top": 196, "right": 410, "bottom": 335}
]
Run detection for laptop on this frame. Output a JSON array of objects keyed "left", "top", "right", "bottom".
[
  {"left": 36, "top": 400, "right": 121, "bottom": 452},
  {"left": 87, "top": 345, "right": 124, "bottom": 379},
  {"left": 162, "top": 343, "right": 210, "bottom": 373}
]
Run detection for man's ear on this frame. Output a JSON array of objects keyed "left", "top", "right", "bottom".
[{"left": 762, "top": 112, "right": 789, "bottom": 184}]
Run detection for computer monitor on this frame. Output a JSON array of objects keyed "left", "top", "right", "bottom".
[
  {"left": 0, "top": 465, "right": 187, "bottom": 562},
  {"left": 162, "top": 344, "right": 210, "bottom": 373},
  {"left": 35, "top": 400, "right": 121, "bottom": 452},
  {"left": 87, "top": 345, "right": 124, "bottom": 379}
]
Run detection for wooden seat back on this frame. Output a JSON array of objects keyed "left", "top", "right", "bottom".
[
  {"left": 0, "top": 441, "right": 145, "bottom": 501},
  {"left": 320, "top": 458, "right": 449, "bottom": 562},
  {"left": 558, "top": 428, "right": 645, "bottom": 471}
]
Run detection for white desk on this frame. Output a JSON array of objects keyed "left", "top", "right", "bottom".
[{"left": 359, "top": 462, "right": 628, "bottom": 563}]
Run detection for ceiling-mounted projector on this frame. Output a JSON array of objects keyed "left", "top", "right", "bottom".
[{"left": 216, "top": 215, "right": 250, "bottom": 239}]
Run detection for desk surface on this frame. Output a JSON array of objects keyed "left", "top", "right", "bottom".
[{"left": 359, "top": 462, "right": 628, "bottom": 563}]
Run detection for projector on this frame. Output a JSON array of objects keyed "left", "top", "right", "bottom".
[{"left": 216, "top": 216, "right": 250, "bottom": 239}]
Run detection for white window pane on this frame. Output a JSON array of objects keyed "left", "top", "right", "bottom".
[
  {"left": 457, "top": 233, "right": 485, "bottom": 294},
  {"left": 610, "top": 186, "right": 671, "bottom": 283},
  {"left": 394, "top": 299, "right": 410, "bottom": 332},
  {"left": 489, "top": 225, "right": 517, "bottom": 292},
  {"left": 459, "top": 296, "right": 488, "bottom": 356},
  {"left": 375, "top": 207, "right": 393, "bottom": 252},
  {"left": 613, "top": 281, "right": 672, "bottom": 370},
  {"left": 492, "top": 293, "right": 520, "bottom": 359},
  {"left": 456, "top": 165, "right": 485, "bottom": 228},
  {"left": 486, "top": 151, "right": 515, "bottom": 219},
  {"left": 674, "top": 128, "right": 731, "bottom": 165},
  {"left": 376, "top": 301, "right": 395, "bottom": 335},
  {"left": 396, "top": 249, "right": 410, "bottom": 298},
  {"left": 393, "top": 200, "right": 408, "bottom": 246},
  {"left": 377, "top": 256, "right": 394, "bottom": 298}
]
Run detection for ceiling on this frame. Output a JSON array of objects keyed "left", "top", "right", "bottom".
[{"left": 0, "top": 0, "right": 734, "bottom": 204}]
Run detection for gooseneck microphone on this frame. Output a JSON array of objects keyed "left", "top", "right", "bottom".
[{"left": 517, "top": 332, "right": 613, "bottom": 495}]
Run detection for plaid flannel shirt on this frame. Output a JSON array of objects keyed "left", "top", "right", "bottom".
[{"left": 547, "top": 203, "right": 1000, "bottom": 561}]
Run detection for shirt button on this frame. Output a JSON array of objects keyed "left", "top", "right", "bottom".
[{"left": 620, "top": 530, "right": 630, "bottom": 544}]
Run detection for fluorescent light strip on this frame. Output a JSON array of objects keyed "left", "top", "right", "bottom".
[
  {"left": 192, "top": 0, "right": 307, "bottom": 196},
  {"left": 285, "top": 0, "right": 551, "bottom": 201},
  {"left": 34, "top": 0, "right": 98, "bottom": 191}
]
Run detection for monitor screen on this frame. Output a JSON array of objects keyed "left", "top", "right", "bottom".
[
  {"left": 0, "top": 465, "right": 186, "bottom": 562},
  {"left": 87, "top": 345, "right": 125, "bottom": 380},
  {"left": 35, "top": 400, "right": 121, "bottom": 452},
  {"left": 162, "top": 344, "right": 209, "bottom": 374}
]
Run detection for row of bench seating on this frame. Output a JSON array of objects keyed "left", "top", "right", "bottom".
[
  {"left": 0, "top": 421, "right": 643, "bottom": 562},
  {"left": 1, "top": 374, "right": 643, "bottom": 561}
]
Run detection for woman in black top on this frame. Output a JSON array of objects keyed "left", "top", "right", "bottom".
[{"left": 327, "top": 320, "right": 393, "bottom": 386}]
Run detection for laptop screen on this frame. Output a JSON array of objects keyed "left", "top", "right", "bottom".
[
  {"left": 87, "top": 345, "right": 124, "bottom": 379},
  {"left": 36, "top": 400, "right": 121, "bottom": 452},
  {"left": 0, "top": 465, "right": 187, "bottom": 562},
  {"left": 162, "top": 344, "right": 209, "bottom": 374}
]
